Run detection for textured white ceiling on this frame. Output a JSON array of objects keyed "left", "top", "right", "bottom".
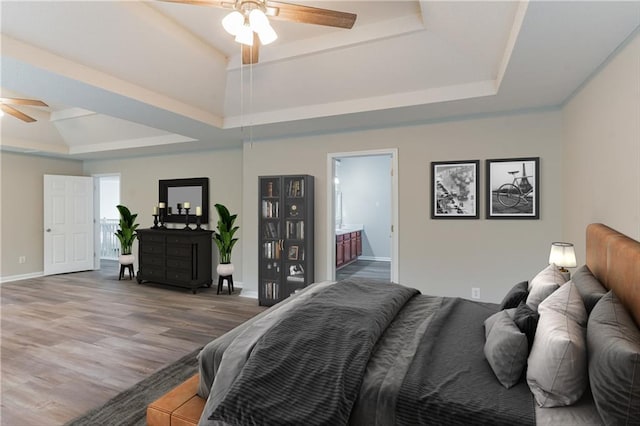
[{"left": 1, "top": 0, "right": 638, "bottom": 159}]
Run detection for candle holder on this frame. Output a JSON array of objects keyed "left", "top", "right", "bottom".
[
  {"left": 159, "top": 208, "right": 167, "bottom": 229},
  {"left": 195, "top": 216, "right": 202, "bottom": 230},
  {"left": 177, "top": 206, "right": 183, "bottom": 216},
  {"left": 152, "top": 214, "right": 159, "bottom": 229},
  {"left": 184, "top": 208, "right": 191, "bottom": 230}
]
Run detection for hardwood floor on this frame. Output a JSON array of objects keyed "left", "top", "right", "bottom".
[
  {"left": 0, "top": 261, "right": 265, "bottom": 425},
  {"left": 336, "top": 259, "right": 391, "bottom": 281}
]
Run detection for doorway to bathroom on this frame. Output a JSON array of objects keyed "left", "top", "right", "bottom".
[{"left": 327, "top": 149, "right": 398, "bottom": 282}]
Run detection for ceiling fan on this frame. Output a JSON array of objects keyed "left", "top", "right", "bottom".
[
  {"left": 157, "top": 0, "right": 357, "bottom": 64},
  {"left": 0, "top": 97, "right": 49, "bottom": 123}
]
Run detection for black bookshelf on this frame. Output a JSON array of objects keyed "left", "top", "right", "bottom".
[{"left": 258, "top": 175, "right": 314, "bottom": 306}]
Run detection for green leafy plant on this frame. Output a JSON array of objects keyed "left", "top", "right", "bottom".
[
  {"left": 114, "top": 204, "right": 139, "bottom": 255},
  {"left": 213, "top": 203, "right": 239, "bottom": 264}
]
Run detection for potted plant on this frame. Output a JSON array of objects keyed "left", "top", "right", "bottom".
[
  {"left": 115, "top": 204, "right": 139, "bottom": 265},
  {"left": 213, "top": 203, "right": 239, "bottom": 276}
]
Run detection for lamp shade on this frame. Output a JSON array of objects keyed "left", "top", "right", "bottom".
[
  {"left": 235, "top": 24, "right": 254, "bottom": 46},
  {"left": 548, "top": 242, "right": 577, "bottom": 268},
  {"left": 257, "top": 23, "right": 277, "bottom": 45},
  {"left": 222, "top": 11, "right": 244, "bottom": 36},
  {"left": 249, "top": 9, "right": 269, "bottom": 32}
]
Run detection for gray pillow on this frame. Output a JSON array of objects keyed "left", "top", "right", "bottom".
[
  {"left": 527, "top": 282, "right": 587, "bottom": 407},
  {"left": 485, "top": 308, "right": 516, "bottom": 338},
  {"left": 526, "top": 264, "right": 566, "bottom": 311},
  {"left": 484, "top": 310, "right": 528, "bottom": 389},
  {"left": 588, "top": 291, "right": 640, "bottom": 425},
  {"left": 571, "top": 265, "right": 607, "bottom": 314},
  {"left": 500, "top": 280, "right": 529, "bottom": 310}
]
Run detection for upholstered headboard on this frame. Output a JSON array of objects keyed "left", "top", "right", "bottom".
[{"left": 586, "top": 223, "right": 640, "bottom": 327}]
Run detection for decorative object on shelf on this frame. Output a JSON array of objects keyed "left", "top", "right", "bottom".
[
  {"left": 195, "top": 206, "right": 203, "bottom": 230},
  {"left": 184, "top": 206, "right": 191, "bottom": 230},
  {"left": 158, "top": 202, "right": 167, "bottom": 229},
  {"left": 115, "top": 204, "right": 139, "bottom": 280},
  {"left": 486, "top": 157, "right": 540, "bottom": 219},
  {"left": 431, "top": 160, "right": 480, "bottom": 219},
  {"left": 152, "top": 205, "right": 159, "bottom": 229},
  {"left": 549, "top": 242, "right": 577, "bottom": 280},
  {"left": 213, "top": 203, "right": 239, "bottom": 294}
]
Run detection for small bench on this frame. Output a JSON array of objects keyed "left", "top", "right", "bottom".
[{"left": 147, "top": 374, "right": 205, "bottom": 426}]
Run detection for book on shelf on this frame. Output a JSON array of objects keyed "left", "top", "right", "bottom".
[
  {"left": 286, "top": 179, "right": 304, "bottom": 197},
  {"left": 285, "top": 221, "right": 304, "bottom": 239},
  {"left": 263, "top": 241, "right": 282, "bottom": 259},
  {"left": 264, "top": 281, "right": 279, "bottom": 299},
  {"left": 262, "top": 200, "right": 279, "bottom": 218},
  {"left": 264, "top": 222, "right": 279, "bottom": 239}
]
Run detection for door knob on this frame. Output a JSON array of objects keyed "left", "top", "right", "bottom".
[{"left": 46, "top": 228, "right": 51, "bottom": 232}]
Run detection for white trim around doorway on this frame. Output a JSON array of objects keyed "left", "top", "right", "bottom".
[{"left": 326, "top": 148, "right": 399, "bottom": 283}]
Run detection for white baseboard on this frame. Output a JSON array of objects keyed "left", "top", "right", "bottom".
[
  {"left": 358, "top": 256, "right": 391, "bottom": 262},
  {"left": 238, "top": 289, "right": 258, "bottom": 299},
  {"left": 0, "top": 271, "right": 44, "bottom": 284}
]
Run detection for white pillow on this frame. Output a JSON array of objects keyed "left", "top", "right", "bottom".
[
  {"left": 526, "top": 282, "right": 587, "bottom": 407},
  {"left": 526, "top": 264, "right": 566, "bottom": 310}
]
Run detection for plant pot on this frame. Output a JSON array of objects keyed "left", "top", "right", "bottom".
[
  {"left": 119, "top": 254, "right": 135, "bottom": 265},
  {"left": 217, "top": 263, "right": 234, "bottom": 276}
]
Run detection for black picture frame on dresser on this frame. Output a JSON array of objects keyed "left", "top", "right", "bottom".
[
  {"left": 159, "top": 177, "right": 209, "bottom": 224},
  {"left": 136, "top": 228, "right": 213, "bottom": 293}
]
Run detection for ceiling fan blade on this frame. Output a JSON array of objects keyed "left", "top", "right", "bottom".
[
  {"left": 266, "top": 1, "right": 356, "bottom": 29},
  {"left": 242, "top": 35, "right": 260, "bottom": 65},
  {"left": 154, "top": 0, "right": 233, "bottom": 8},
  {"left": 1, "top": 104, "right": 37, "bottom": 123},
  {"left": 0, "top": 97, "right": 48, "bottom": 107}
]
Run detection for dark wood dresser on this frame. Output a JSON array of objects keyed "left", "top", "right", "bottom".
[{"left": 136, "top": 228, "right": 214, "bottom": 293}]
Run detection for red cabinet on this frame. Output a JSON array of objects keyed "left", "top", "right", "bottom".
[{"left": 336, "top": 230, "right": 362, "bottom": 269}]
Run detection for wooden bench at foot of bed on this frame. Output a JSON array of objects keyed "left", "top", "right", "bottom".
[{"left": 147, "top": 374, "right": 205, "bottom": 426}]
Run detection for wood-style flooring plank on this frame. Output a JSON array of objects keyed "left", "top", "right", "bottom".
[{"left": 0, "top": 261, "right": 265, "bottom": 425}]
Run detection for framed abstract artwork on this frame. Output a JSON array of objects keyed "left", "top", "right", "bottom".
[{"left": 431, "top": 160, "right": 479, "bottom": 219}]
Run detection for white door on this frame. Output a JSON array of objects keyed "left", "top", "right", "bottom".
[{"left": 44, "top": 175, "right": 95, "bottom": 275}]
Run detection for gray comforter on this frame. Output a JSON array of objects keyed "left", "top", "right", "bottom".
[{"left": 197, "top": 279, "right": 536, "bottom": 426}]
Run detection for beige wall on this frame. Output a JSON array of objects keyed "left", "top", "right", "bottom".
[
  {"left": 243, "top": 111, "right": 564, "bottom": 302},
  {"left": 563, "top": 31, "right": 640, "bottom": 262},
  {"left": 0, "top": 152, "right": 84, "bottom": 279},
  {"left": 82, "top": 148, "right": 244, "bottom": 281}
]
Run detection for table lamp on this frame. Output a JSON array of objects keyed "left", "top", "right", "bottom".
[{"left": 549, "top": 242, "right": 577, "bottom": 280}]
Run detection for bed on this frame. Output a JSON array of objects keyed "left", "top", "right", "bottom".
[{"left": 194, "top": 223, "right": 640, "bottom": 426}]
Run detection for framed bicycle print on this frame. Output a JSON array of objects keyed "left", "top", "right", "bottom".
[
  {"left": 486, "top": 157, "right": 539, "bottom": 219},
  {"left": 431, "top": 160, "right": 479, "bottom": 219}
]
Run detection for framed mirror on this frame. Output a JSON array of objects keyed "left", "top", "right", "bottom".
[{"left": 159, "top": 177, "right": 209, "bottom": 223}]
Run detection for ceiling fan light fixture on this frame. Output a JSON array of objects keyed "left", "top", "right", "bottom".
[
  {"left": 257, "top": 24, "right": 277, "bottom": 45},
  {"left": 248, "top": 9, "right": 269, "bottom": 32},
  {"left": 235, "top": 24, "right": 254, "bottom": 46},
  {"left": 222, "top": 11, "right": 244, "bottom": 36}
]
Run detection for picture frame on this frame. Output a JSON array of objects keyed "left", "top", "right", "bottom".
[
  {"left": 431, "top": 160, "right": 479, "bottom": 219},
  {"left": 486, "top": 157, "right": 540, "bottom": 219},
  {"left": 287, "top": 245, "right": 299, "bottom": 261}
]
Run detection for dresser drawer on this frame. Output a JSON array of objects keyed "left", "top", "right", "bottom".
[
  {"left": 140, "top": 256, "right": 165, "bottom": 267},
  {"left": 141, "top": 243, "right": 165, "bottom": 255},
  {"left": 166, "top": 270, "right": 192, "bottom": 283},
  {"left": 142, "top": 233, "right": 165, "bottom": 243},
  {"left": 167, "top": 257, "right": 192, "bottom": 271},
  {"left": 142, "top": 268, "right": 165, "bottom": 280},
  {"left": 167, "top": 245, "right": 192, "bottom": 257},
  {"left": 166, "top": 235, "right": 193, "bottom": 245}
]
